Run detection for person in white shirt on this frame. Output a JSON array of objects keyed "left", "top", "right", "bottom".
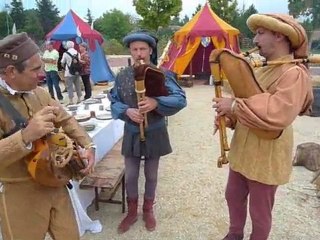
[{"left": 60, "top": 41, "right": 82, "bottom": 105}]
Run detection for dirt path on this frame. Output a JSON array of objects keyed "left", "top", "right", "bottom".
[{"left": 80, "top": 84, "right": 320, "bottom": 240}]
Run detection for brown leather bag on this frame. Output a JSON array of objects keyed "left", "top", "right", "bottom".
[
  {"left": 209, "top": 48, "right": 282, "bottom": 139},
  {"left": 134, "top": 63, "right": 168, "bottom": 97}
]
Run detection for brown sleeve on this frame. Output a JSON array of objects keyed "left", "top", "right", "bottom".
[
  {"left": 51, "top": 102, "right": 93, "bottom": 148},
  {"left": 35, "top": 88, "right": 93, "bottom": 148},
  {"left": 234, "top": 67, "right": 313, "bottom": 131},
  {"left": 0, "top": 130, "right": 32, "bottom": 170}
]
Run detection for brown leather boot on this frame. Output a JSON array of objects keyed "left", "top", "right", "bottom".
[
  {"left": 118, "top": 198, "right": 138, "bottom": 234},
  {"left": 143, "top": 197, "right": 156, "bottom": 231}
]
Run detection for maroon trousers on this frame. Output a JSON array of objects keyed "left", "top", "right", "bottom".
[{"left": 225, "top": 169, "right": 278, "bottom": 240}]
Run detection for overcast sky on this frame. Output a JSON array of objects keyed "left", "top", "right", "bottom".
[{"left": 1, "top": 0, "right": 289, "bottom": 19}]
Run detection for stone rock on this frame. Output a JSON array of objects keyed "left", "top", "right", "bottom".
[{"left": 292, "top": 142, "right": 320, "bottom": 171}]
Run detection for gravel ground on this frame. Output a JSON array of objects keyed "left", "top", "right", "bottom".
[{"left": 79, "top": 83, "right": 320, "bottom": 240}]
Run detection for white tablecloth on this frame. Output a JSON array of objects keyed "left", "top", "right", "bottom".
[
  {"left": 73, "top": 118, "right": 124, "bottom": 209},
  {"left": 66, "top": 95, "right": 124, "bottom": 236}
]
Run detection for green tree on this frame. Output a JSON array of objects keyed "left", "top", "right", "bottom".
[
  {"left": 209, "top": 0, "right": 239, "bottom": 24},
  {"left": 181, "top": 15, "right": 190, "bottom": 25},
  {"left": 288, "top": 0, "right": 320, "bottom": 29},
  {"left": 0, "top": 11, "right": 13, "bottom": 38},
  {"left": 288, "top": 0, "right": 306, "bottom": 18},
  {"left": 10, "top": 0, "right": 25, "bottom": 31},
  {"left": 133, "top": 0, "right": 182, "bottom": 31},
  {"left": 85, "top": 8, "right": 94, "bottom": 25},
  {"left": 36, "top": 0, "right": 60, "bottom": 35},
  {"left": 170, "top": 16, "right": 181, "bottom": 26},
  {"left": 191, "top": 4, "right": 202, "bottom": 17},
  {"left": 23, "top": 9, "right": 44, "bottom": 42},
  {"left": 104, "top": 38, "right": 127, "bottom": 54},
  {"left": 94, "top": 9, "right": 135, "bottom": 43},
  {"left": 233, "top": 4, "right": 258, "bottom": 39}
]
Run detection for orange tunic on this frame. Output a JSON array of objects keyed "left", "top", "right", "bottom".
[{"left": 228, "top": 55, "right": 313, "bottom": 185}]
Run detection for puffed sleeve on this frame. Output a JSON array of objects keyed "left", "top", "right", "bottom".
[
  {"left": 108, "top": 78, "right": 130, "bottom": 121},
  {"left": 234, "top": 66, "right": 313, "bottom": 131}
]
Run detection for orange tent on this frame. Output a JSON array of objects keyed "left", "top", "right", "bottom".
[{"left": 160, "top": 3, "right": 240, "bottom": 76}]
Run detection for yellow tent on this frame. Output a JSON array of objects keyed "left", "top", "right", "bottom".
[{"left": 160, "top": 3, "right": 240, "bottom": 76}]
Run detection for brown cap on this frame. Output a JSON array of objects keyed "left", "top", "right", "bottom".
[
  {"left": 0, "top": 32, "right": 40, "bottom": 68},
  {"left": 247, "top": 14, "right": 308, "bottom": 59}
]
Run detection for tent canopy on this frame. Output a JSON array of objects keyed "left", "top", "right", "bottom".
[
  {"left": 46, "top": 10, "right": 103, "bottom": 50},
  {"left": 160, "top": 3, "right": 240, "bottom": 76},
  {"left": 45, "top": 10, "right": 114, "bottom": 83}
]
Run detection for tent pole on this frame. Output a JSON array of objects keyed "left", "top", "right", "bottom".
[{"left": 189, "top": 61, "right": 193, "bottom": 87}]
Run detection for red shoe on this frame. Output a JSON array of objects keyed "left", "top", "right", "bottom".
[
  {"left": 117, "top": 198, "right": 138, "bottom": 234},
  {"left": 143, "top": 197, "right": 156, "bottom": 231}
]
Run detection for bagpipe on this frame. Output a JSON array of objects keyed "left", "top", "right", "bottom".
[
  {"left": 0, "top": 91, "right": 88, "bottom": 187},
  {"left": 26, "top": 130, "right": 88, "bottom": 187},
  {"left": 209, "top": 47, "right": 320, "bottom": 168},
  {"left": 133, "top": 60, "right": 168, "bottom": 141}
]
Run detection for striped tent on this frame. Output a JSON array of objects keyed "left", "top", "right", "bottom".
[
  {"left": 160, "top": 3, "right": 240, "bottom": 76},
  {"left": 46, "top": 10, "right": 114, "bottom": 83}
]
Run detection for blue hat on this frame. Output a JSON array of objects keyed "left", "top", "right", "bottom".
[{"left": 123, "top": 32, "right": 157, "bottom": 48}]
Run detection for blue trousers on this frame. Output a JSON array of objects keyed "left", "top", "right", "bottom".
[{"left": 46, "top": 71, "right": 63, "bottom": 100}]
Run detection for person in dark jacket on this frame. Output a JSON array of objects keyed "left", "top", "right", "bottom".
[{"left": 109, "top": 30, "right": 187, "bottom": 233}]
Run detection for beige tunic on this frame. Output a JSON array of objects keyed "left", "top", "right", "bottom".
[
  {"left": 0, "top": 86, "right": 92, "bottom": 182},
  {"left": 228, "top": 55, "right": 313, "bottom": 185}
]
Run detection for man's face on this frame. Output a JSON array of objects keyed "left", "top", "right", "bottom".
[
  {"left": 6, "top": 53, "right": 43, "bottom": 91},
  {"left": 79, "top": 45, "right": 87, "bottom": 53},
  {"left": 46, "top": 43, "right": 53, "bottom": 51},
  {"left": 253, "top": 27, "right": 278, "bottom": 59},
  {"left": 129, "top": 41, "right": 152, "bottom": 63}
]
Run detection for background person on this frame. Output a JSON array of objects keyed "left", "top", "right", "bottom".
[
  {"left": 79, "top": 42, "right": 92, "bottom": 100},
  {"left": 42, "top": 40, "right": 64, "bottom": 103},
  {"left": 60, "top": 41, "right": 82, "bottom": 105}
]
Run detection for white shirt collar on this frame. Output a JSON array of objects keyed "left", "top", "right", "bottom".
[{"left": 0, "top": 77, "right": 33, "bottom": 95}]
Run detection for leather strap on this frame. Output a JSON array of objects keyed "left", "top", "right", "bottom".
[{"left": 0, "top": 92, "right": 27, "bottom": 137}]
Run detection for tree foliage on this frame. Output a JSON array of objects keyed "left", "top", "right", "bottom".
[
  {"left": 288, "top": 0, "right": 307, "bottom": 18},
  {"left": 209, "top": 0, "right": 239, "bottom": 24},
  {"left": 133, "top": 0, "right": 182, "bottom": 31},
  {"left": 0, "top": 11, "right": 13, "bottom": 38},
  {"left": 288, "top": 0, "right": 320, "bottom": 29},
  {"left": 233, "top": 4, "right": 258, "bottom": 39},
  {"left": 23, "top": 9, "right": 44, "bottom": 42},
  {"left": 170, "top": 16, "right": 181, "bottom": 26},
  {"left": 192, "top": 4, "right": 202, "bottom": 17},
  {"left": 10, "top": 0, "right": 25, "bottom": 31},
  {"left": 181, "top": 15, "right": 190, "bottom": 25},
  {"left": 94, "top": 9, "right": 135, "bottom": 43},
  {"left": 85, "top": 8, "right": 94, "bottom": 25},
  {"left": 104, "top": 38, "right": 127, "bottom": 55},
  {"left": 36, "top": 0, "right": 60, "bottom": 35}
]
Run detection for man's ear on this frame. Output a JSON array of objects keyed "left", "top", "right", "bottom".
[
  {"left": 149, "top": 47, "right": 153, "bottom": 55},
  {"left": 275, "top": 32, "right": 286, "bottom": 42},
  {"left": 4, "top": 65, "right": 16, "bottom": 77}
]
